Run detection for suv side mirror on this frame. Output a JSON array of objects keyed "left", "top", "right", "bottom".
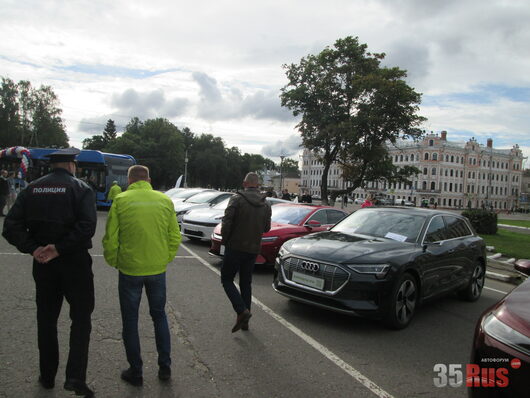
[{"left": 306, "top": 220, "right": 322, "bottom": 228}]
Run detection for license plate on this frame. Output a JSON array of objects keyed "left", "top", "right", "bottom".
[
  {"left": 220, "top": 245, "right": 225, "bottom": 255},
  {"left": 291, "top": 271, "right": 324, "bottom": 290}
]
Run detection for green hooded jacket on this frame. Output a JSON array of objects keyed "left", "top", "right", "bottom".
[
  {"left": 102, "top": 180, "right": 181, "bottom": 276},
  {"left": 107, "top": 183, "right": 122, "bottom": 201}
]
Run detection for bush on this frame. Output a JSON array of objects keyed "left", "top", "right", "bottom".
[{"left": 462, "top": 209, "right": 497, "bottom": 234}]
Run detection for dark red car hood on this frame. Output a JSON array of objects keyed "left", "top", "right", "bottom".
[{"left": 494, "top": 278, "right": 530, "bottom": 336}]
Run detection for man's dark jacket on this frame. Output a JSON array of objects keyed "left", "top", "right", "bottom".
[
  {"left": 221, "top": 188, "right": 271, "bottom": 254},
  {"left": 2, "top": 168, "right": 97, "bottom": 255}
]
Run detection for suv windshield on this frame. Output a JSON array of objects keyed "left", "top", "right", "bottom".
[
  {"left": 332, "top": 209, "right": 426, "bottom": 243},
  {"left": 271, "top": 205, "right": 313, "bottom": 225}
]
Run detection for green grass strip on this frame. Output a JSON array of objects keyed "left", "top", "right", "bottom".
[
  {"left": 498, "top": 219, "right": 530, "bottom": 228},
  {"left": 480, "top": 229, "right": 530, "bottom": 260}
]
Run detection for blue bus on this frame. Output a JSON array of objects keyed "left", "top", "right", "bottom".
[{"left": 0, "top": 147, "right": 136, "bottom": 208}]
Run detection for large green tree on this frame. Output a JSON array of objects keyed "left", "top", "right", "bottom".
[
  {"left": 281, "top": 36, "right": 425, "bottom": 203},
  {"left": 0, "top": 77, "right": 68, "bottom": 148}
]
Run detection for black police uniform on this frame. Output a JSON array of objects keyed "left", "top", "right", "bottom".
[{"left": 2, "top": 149, "right": 97, "bottom": 389}]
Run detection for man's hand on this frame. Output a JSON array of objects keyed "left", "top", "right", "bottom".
[{"left": 33, "top": 244, "right": 59, "bottom": 263}]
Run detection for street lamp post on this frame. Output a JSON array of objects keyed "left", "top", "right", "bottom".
[
  {"left": 184, "top": 150, "right": 188, "bottom": 188},
  {"left": 279, "top": 155, "right": 285, "bottom": 192}
]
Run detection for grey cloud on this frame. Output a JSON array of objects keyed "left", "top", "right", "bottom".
[
  {"left": 192, "top": 72, "right": 296, "bottom": 122},
  {"left": 111, "top": 88, "right": 189, "bottom": 119},
  {"left": 383, "top": 40, "right": 431, "bottom": 84},
  {"left": 261, "top": 134, "right": 302, "bottom": 157},
  {"left": 77, "top": 114, "right": 130, "bottom": 135},
  {"left": 78, "top": 88, "right": 189, "bottom": 134}
]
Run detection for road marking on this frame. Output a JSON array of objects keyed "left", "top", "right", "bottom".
[
  {"left": 0, "top": 252, "right": 195, "bottom": 259},
  {"left": 484, "top": 286, "right": 508, "bottom": 295},
  {"left": 180, "top": 243, "right": 394, "bottom": 398}
]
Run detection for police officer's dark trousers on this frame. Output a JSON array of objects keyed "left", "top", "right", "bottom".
[{"left": 32, "top": 250, "right": 94, "bottom": 383}]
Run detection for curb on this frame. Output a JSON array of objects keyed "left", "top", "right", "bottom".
[{"left": 486, "top": 257, "right": 523, "bottom": 285}]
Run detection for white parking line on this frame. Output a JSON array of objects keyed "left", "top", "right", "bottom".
[
  {"left": 180, "top": 243, "right": 395, "bottom": 398},
  {"left": 484, "top": 286, "right": 508, "bottom": 295}
]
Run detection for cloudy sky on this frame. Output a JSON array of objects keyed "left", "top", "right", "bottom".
[{"left": 1, "top": 0, "right": 529, "bottom": 165}]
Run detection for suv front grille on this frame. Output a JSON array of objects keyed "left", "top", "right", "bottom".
[{"left": 281, "top": 256, "right": 350, "bottom": 294}]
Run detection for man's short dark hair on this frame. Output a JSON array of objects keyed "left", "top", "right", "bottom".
[{"left": 128, "top": 165, "right": 150, "bottom": 182}]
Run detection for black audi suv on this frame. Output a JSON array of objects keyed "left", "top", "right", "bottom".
[{"left": 273, "top": 207, "right": 486, "bottom": 329}]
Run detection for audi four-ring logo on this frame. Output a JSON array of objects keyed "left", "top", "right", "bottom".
[{"left": 300, "top": 261, "right": 320, "bottom": 272}]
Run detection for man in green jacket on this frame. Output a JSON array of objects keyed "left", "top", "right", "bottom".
[
  {"left": 102, "top": 165, "right": 181, "bottom": 386},
  {"left": 106, "top": 181, "right": 122, "bottom": 202}
]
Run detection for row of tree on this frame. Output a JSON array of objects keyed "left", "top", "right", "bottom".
[
  {"left": 0, "top": 77, "right": 68, "bottom": 148},
  {"left": 83, "top": 117, "right": 299, "bottom": 189}
]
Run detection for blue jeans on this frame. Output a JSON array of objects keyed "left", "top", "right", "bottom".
[
  {"left": 221, "top": 248, "right": 256, "bottom": 315},
  {"left": 119, "top": 272, "right": 171, "bottom": 375}
]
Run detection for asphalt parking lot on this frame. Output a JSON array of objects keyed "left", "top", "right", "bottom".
[{"left": 0, "top": 211, "right": 519, "bottom": 398}]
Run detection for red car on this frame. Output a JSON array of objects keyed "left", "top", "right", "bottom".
[
  {"left": 468, "top": 259, "right": 530, "bottom": 397},
  {"left": 209, "top": 203, "right": 348, "bottom": 265}
]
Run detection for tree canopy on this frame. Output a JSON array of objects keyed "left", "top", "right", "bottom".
[
  {"left": 82, "top": 117, "right": 278, "bottom": 190},
  {"left": 281, "top": 36, "right": 425, "bottom": 203},
  {"left": 0, "top": 77, "right": 68, "bottom": 148}
]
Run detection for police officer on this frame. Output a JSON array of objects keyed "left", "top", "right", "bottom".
[{"left": 2, "top": 148, "right": 97, "bottom": 397}]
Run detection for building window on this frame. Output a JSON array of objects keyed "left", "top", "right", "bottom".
[
  {"left": 431, "top": 182, "right": 436, "bottom": 190},
  {"left": 429, "top": 139, "right": 434, "bottom": 146},
  {"left": 432, "top": 168, "right": 436, "bottom": 175},
  {"left": 450, "top": 169, "right": 454, "bottom": 177},
  {"left": 423, "top": 168, "right": 428, "bottom": 175},
  {"left": 424, "top": 153, "right": 429, "bottom": 160},
  {"left": 410, "top": 154, "right": 414, "bottom": 161},
  {"left": 400, "top": 154, "right": 403, "bottom": 162},
  {"left": 433, "top": 153, "right": 438, "bottom": 161},
  {"left": 422, "top": 181, "right": 427, "bottom": 190},
  {"left": 451, "top": 155, "right": 454, "bottom": 162}
]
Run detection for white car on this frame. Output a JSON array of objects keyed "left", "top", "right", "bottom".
[
  {"left": 175, "top": 191, "right": 234, "bottom": 224},
  {"left": 354, "top": 197, "right": 364, "bottom": 205},
  {"left": 169, "top": 188, "right": 213, "bottom": 207},
  {"left": 181, "top": 196, "right": 290, "bottom": 241}
]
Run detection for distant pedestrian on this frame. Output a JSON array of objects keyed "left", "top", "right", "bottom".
[
  {"left": 6, "top": 171, "right": 17, "bottom": 210},
  {"left": 103, "top": 165, "right": 181, "bottom": 386},
  {"left": 2, "top": 148, "right": 97, "bottom": 397},
  {"left": 300, "top": 190, "right": 312, "bottom": 204},
  {"left": 281, "top": 189, "right": 291, "bottom": 201},
  {"left": 221, "top": 172, "right": 271, "bottom": 332},
  {"left": 0, "top": 169, "right": 9, "bottom": 216},
  {"left": 107, "top": 180, "right": 122, "bottom": 202},
  {"left": 361, "top": 195, "right": 374, "bottom": 208}
]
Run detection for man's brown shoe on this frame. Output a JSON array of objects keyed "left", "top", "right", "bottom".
[{"left": 232, "top": 310, "right": 252, "bottom": 333}]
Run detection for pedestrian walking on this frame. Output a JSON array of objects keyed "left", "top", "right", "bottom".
[
  {"left": 0, "top": 169, "right": 9, "bottom": 216},
  {"left": 102, "top": 165, "right": 181, "bottom": 386},
  {"left": 221, "top": 172, "right": 271, "bottom": 332},
  {"left": 106, "top": 180, "right": 122, "bottom": 202},
  {"left": 6, "top": 171, "right": 17, "bottom": 210},
  {"left": 2, "top": 148, "right": 97, "bottom": 397}
]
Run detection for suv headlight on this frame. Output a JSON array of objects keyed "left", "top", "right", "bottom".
[
  {"left": 177, "top": 210, "right": 190, "bottom": 216},
  {"left": 346, "top": 264, "right": 390, "bottom": 279},
  {"left": 483, "top": 313, "right": 530, "bottom": 357},
  {"left": 212, "top": 232, "right": 222, "bottom": 240},
  {"left": 278, "top": 245, "right": 290, "bottom": 258}
]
